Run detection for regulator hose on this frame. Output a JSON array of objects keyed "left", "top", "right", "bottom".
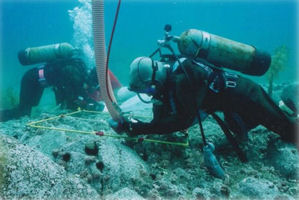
[{"left": 92, "top": 0, "right": 123, "bottom": 121}]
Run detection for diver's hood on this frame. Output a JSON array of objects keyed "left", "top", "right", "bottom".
[{"left": 129, "top": 56, "right": 167, "bottom": 92}]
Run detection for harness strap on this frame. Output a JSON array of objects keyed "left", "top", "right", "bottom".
[
  {"left": 192, "top": 60, "right": 238, "bottom": 93},
  {"left": 172, "top": 58, "right": 186, "bottom": 72}
]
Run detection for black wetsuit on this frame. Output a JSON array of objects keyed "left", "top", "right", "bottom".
[
  {"left": 0, "top": 58, "right": 91, "bottom": 122},
  {"left": 129, "top": 59, "right": 296, "bottom": 143}
]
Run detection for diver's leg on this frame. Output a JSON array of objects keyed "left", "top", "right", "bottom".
[
  {"left": 226, "top": 77, "right": 296, "bottom": 144},
  {"left": 0, "top": 68, "right": 44, "bottom": 122},
  {"left": 19, "top": 68, "right": 44, "bottom": 112},
  {"left": 224, "top": 112, "right": 250, "bottom": 141},
  {"left": 280, "top": 83, "right": 299, "bottom": 117},
  {"left": 248, "top": 85, "right": 296, "bottom": 143}
]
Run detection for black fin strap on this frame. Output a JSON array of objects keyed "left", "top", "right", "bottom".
[{"left": 211, "top": 113, "right": 248, "bottom": 163}]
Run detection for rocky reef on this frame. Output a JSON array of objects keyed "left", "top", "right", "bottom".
[{"left": 0, "top": 84, "right": 298, "bottom": 200}]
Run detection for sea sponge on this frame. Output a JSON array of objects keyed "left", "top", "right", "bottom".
[{"left": 266, "top": 45, "right": 289, "bottom": 96}]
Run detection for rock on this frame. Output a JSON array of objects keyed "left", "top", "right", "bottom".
[
  {"left": 100, "top": 140, "right": 150, "bottom": 195},
  {"left": 220, "top": 185, "right": 230, "bottom": 198},
  {"left": 1, "top": 96, "right": 297, "bottom": 200},
  {"left": 238, "top": 177, "right": 279, "bottom": 199},
  {"left": 192, "top": 187, "right": 209, "bottom": 200},
  {"left": 52, "top": 148, "right": 60, "bottom": 158},
  {"left": 53, "top": 136, "right": 150, "bottom": 195},
  {"left": 25, "top": 130, "right": 68, "bottom": 157},
  {"left": 62, "top": 152, "right": 71, "bottom": 162},
  {"left": 156, "top": 177, "right": 188, "bottom": 198},
  {"left": 0, "top": 134, "right": 99, "bottom": 199},
  {"left": 266, "top": 140, "right": 299, "bottom": 179},
  {"left": 173, "top": 167, "right": 190, "bottom": 181},
  {"left": 85, "top": 156, "right": 96, "bottom": 165},
  {"left": 157, "top": 179, "right": 180, "bottom": 198},
  {"left": 105, "top": 187, "right": 145, "bottom": 200},
  {"left": 85, "top": 141, "right": 98, "bottom": 155},
  {"left": 274, "top": 194, "right": 296, "bottom": 200}
]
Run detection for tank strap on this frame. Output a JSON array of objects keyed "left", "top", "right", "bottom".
[
  {"left": 37, "top": 65, "right": 48, "bottom": 87},
  {"left": 192, "top": 60, "right": 213, "bottom": 75},
  {"left": 192, "top": 60, "right": 239, "bottom": 93},
  {"left": 172, "top": 58, "right": 186, "bottom": 72}
]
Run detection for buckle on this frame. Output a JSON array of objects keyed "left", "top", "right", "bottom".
[
  {"left": 224, "top": 72, "right": 238, "bottom": 88},
  {"left": 225, "top": 80, "right": 237, "bottom": 88}
]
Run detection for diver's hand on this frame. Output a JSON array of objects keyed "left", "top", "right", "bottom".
[
  {"left": 108, "top": 117, "right": 138, "bottom": 136},
  {"left": 108, "top": 119, "right": 126, "bottom": 134}
]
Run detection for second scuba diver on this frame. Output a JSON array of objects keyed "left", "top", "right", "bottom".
[{"left": 0, "top": 43, "right": 122, "bottom": 122}]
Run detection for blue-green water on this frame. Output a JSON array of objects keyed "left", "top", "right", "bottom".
[{"left": 0, "top": 0, "right": 297, "bottom": 108}]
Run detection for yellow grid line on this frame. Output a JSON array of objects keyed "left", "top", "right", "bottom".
[{"left": 26, "top": 108, "right": 189, "bottom": 147}]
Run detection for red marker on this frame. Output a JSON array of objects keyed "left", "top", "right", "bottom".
[{"left": 96, "top": 131, "right": 104, "bottom": 136}]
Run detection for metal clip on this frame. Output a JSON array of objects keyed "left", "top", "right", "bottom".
[{"left": 225, "top": 80, "right": 237, "bottom": 88}]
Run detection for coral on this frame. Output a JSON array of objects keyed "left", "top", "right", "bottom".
[
  {"left": 1, "top": 87, "right": 18, "bottom": 109},
  {"left": 266, "top": 45, "right": 289, "bottom": 96}
]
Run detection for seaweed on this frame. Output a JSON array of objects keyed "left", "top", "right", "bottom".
[
  {"left": 266, "top": 45, "right": 289, "bottom": 96},
  {"left": 1, "top": 87, "right": 18, "bottom": 109}
]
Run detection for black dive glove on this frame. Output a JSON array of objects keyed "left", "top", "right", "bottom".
[{"left": 108, "top": 116, "right": 139, "bottom": 137}]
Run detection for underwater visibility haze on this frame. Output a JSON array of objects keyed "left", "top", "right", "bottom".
[
  {"left": 0, "top": 0, "right": 298, "bottom": 199},
  {"left": 0, "top": 0, "right": 297, "bottom": 102}
]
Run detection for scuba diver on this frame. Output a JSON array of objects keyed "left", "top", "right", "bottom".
[
  {"left": 0, "top": 43, "right": 122, "bottom": 122},
  {"left": 122, "top": 56, "right": 296, "bottom": 142},
  {"left": 111, "top": 28, "right": 297, "bottom": 145}
]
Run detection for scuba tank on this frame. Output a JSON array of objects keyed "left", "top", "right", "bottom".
[
  {"left": 18, "top": 43, "right": 76, "bottom": 65},
  {"left": 177, "top": 29, "right": 271, "bottom": 76}
]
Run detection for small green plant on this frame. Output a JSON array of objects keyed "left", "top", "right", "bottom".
[
  {"left": 266, "top": 45, "right": 289, "bottom": 96},
  {"left": 1, "top": 87, "right": 18, "bottom": 109}
]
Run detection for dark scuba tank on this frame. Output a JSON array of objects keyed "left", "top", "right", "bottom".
[
  {"left": 18, "top": 43, "right": 75, "bottom": 65},
  {"left": 177, "top": 29, "right": 271, "bottom": 76}
]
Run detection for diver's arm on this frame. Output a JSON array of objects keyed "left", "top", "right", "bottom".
[
  {"left": 128, "top": 112, "right": 194, "bottom": 135},
  {"left": 128, "top": 89, "right": 197, "bottom": 135}
]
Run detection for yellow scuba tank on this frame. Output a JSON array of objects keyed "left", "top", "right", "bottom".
[
  {"left": 177, "top": 29, "right": 271, "bottom": 76},
  {"left": 18, "top": 43, "right": 75, "bottom": 65}
]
